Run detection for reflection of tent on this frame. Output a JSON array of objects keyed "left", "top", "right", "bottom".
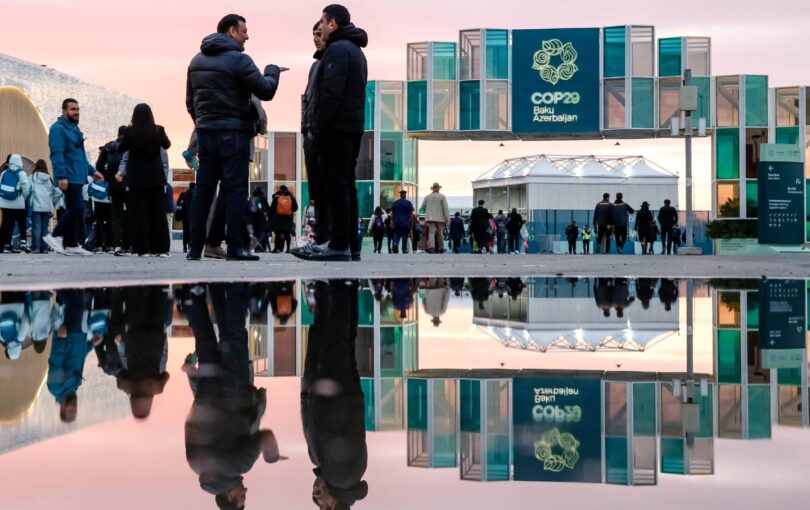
[
  {"left": 0, "top": 340, "right": 51, "bottom": 425},
  {"left": 478, "top": 323, "right": 676, "bottom": 352}
]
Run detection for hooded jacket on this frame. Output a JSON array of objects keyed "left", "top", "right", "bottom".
[
  {"left": 186, "top": 33, "right": 281, "bottom": 133},
  {"left": 30, "top": 171, "right": 54, "bottom": 213},
  {"left": 301, "top": 50, "right": 324, "bottom": 134},
  {"left": 315, "top": 24, "right": 368, "bottom": 134},
  {"left": 49, "top": 116, "right": 96, "bottom": 185},
  {"left": 0, "top": 155, "right": 31, "bottom": 209}
]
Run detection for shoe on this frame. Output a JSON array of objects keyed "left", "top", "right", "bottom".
[
  {"left": 43, "top": 234, "right": 65, "bottom": 254},
  {"left": 292, "top": 245, "right": 351, "bottom": 262},
  {"left": 352, "top": 251, "right": 361, "bottom": 261},
  {"left": 113, "top": 248, "right": 130, "bottom": 257},
  {"left": 64, "top": 246, "right": 93, "bottom": 257},
  {"left": 19, "top": 243, "right": 30, "bottom": 254},
  {"left": 204, "top": 245, "right": 228, "bottom": 259},
  {"left": 137, "top": 253, "right": 150, "bottom": 257},
  {"left": 157, "top": 253, "right": 171, "bottom": 258},
  {"left": 186, "top": 251, "right": 201, "bottom": 261},
  {"left": 9, "top": 246, "right": 20, "bottom": 254},
  {"left": 227, "top": 248, "right": 260, "bottom": 261}
]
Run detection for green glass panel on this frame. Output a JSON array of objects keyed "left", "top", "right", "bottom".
[
  {"left": 606, "top": 436, "right": 629, "bottom": 483},
  {"left": 776, "top": 126, "right": 800, "bottom": 145},
  {"left": 485, "top": 30, "right": 509, "bottom": 79},
  {"left": 716, "top": 128, "right": 740, "bottom": 179},
  {"left": 696, "top": 384, "right": 714, "bottom": 438},
  {"left": 745, "top": 75, "right": 769, "bottom": 127},
  {"left": 364, "top": 81, "right": 376, "bottom": 131},
  {"left": 403, "top": 138, "right": 417, "bottom": 183},
  {"left": 432, "top": 42, "right": 456, "bottom": 80},
  {"left": 747, "top": 291, "right": 759, "bottom": 329},
  {"left": 747, "top": 385, "right": 771, "bottom": 439},
  {"left": 660, "top": 438, "right": 685, "bottom": 474},
  {"left": 356, "top": 180, "right": 374, "bottom": 219},
  {"left": 361, "top": 378, "right": 376, "bottom": 430},
  {"left": 746, "top": 180, "right": 758, "bottom": 218},
  {"left": 658, "top": 38, "right": 682, "bottom": 77},
  {"left": 407, "top": 81, "right": 428, "bottom": 131},
  {"left": 459, "top": 380, "right": 481, "bottom": 432},
  {"left": 604, "top": 27, "right": 626, "bottom": 78},
  {"left": 460, "top": 80, "right": 481, "bottom": 130},
  {"left": 380, "top": 327, "right": 404, "bottom": 377},
  {"left": 778, "top": 367, "right": 802, "bottom": 386},
  {"left": 633, "top": 383, "right": 657, "bottom": 436},
  {"left": 486, "top": 434, "right": 511, "bottom": 480},
  {"left": 300, "top": 181, "right": 310, "bottom": 235},
  {"left": 631, "top": 78, "right": 655, "bottom": 129},
  {"left": 380, "top": 132, "right": 404, "bottom": 181},
  {"left": 718, "top": 329, "right": 742, "bottom": 384},
  {"left": 694, "top": 76, "right": 711, "bottom": 122},
  {"left": 358, "top": 289, "right": 374, "bottom": 326},
  {"left": 380, "top": 378, "right": 402, "bottom": 427},
  {"left": 407, "top": 378, "right": 428, "bottom": 429}
]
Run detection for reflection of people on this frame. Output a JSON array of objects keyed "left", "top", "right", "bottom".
[
  {"left": 303, "top": 281, "right": 368, "bottom": 510},
  {"left": 422, "top": 278, "right": 449, "bottom": 326},
  {"left": 184, "top": 283, "right": 283, "bottom": 510},
  {"left": 593, "top": 278, "right": 613, "bottom": 318},
  {"left": 611, "top": 278, "right": 635, "bottom": 318},
  {"left": 658, "top": 279, "right": 679, "bottom": 311},
  {"left": 468, "top": 278, "right": 491, "bottom": 311},
  {"left": 390, "top": 279, "right": 414, "bottom": 319},
  {"left": 269, "top": 281, "right": 298, "bottom": 325},
  {"left": 635, "top": 278, "right": 657, "bottom": 310}
]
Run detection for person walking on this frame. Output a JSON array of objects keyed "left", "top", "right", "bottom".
[
  {"left": 247, "top": 186, "right": 270, "bottom": 252},
  {"left": 390, "top": 190, "right": 413, "bottom": 254},
  {"left": 89, "top": 166, "right": 113, "bottom": 253},
  {"left": 611, "top": 192, "right": 634, "bottom": 254},
  {"left": 420, "top": 182, "right": 450, "bottom": 254},
  {"left": 368, "top": 206, "right": 386, "bottom": 254},
  {"left": 657, "top": 198, "right": 678, "bottom": 255},
  {"left": 449, "top": 211, "right": 465, "bottom": 253},
  {"left": 592, "top": 193, "right": 612, "bottom": 254},
  {"left": 581, "top": 224, "right": 592, "bottom": 254},
  {"left": 634, "top": 201, "right": 655, "bottom": 255},
  {"left": 384, "top": 208, "right": 394, "bottom": 253},
  {"left": 96, "top": 126, "right": 130, "bottom": 255},
  {"left": 114, "top": 104, "right": 171, "bottom": 257},
  {"left": 186, "top": 13, "right": 284, "bottom": 261},
  {"left": 506, "top": 207, "right": 523, "bottom": 254},
  {"left": 0, "top": 154, "right": 32, "bottom": 253},
  {"left": 269, "top": 184, "right": 298, "bottom": 253},
  {"left": 292, "top": 5, "right": 368, "bottom": 262},
  {"left": 175, "top": 182, "right": 195, "bottom": 253},
  {"left": 564, "top": 219, "right": 579, "bottom": 255},
  {"left": 469, "top": 200, "right": 490, "bottom": 254},
  {"left": 45, "top": 99, "right": 105, "bottom": 256},
  {"left": 494, "top": 210, "right": 508, "bottom": 254},
  {"left": 29, "top": 159, "right": 55, "bottom": 254},
  {"left": 649, "top": 222, "right": 659, "bottom": 255}
]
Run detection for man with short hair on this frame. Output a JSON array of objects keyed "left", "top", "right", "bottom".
[
  {"left": 657, "top": 198, "right": 678, "bottom": 255},
  {"left": 494, "top": 209, "right": 508, "bottom": 254},
  {"left": 45, "top": 99, "right": 105, "bottom": 256},
  {"left": 592, "top": 193, "right": 613, "bottom": 254},
  {"left": 390, "top": 190, "right": 414, "bottom": 254},
  {"left": 420, "top": 182, "right": 450, "bottom": 254},
  {"left": 506, "top": 207, "right": 524, "bottom": 254},
  {"left": 96, "top": 126, "right": 130, "bottom": 256},
  {"left": 469, "top": 200, "right": 490, "bottom": 254},
  {"left": 611, "top": 192, "right": 635, "bottom": 253},
  {"left": 186, "top": 14, "right": 285, "bottom": 261}
]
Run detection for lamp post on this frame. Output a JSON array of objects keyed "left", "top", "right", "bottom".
[{"left": 677, "top": 69, "right": 703, "bottom": 255}]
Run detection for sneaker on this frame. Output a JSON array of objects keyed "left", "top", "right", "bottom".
[
  {"left": 113, "top": 248, "right": 129, "bottom": 257},
  {"left": 157, "top": 253, "right": 171, "bottom": 258},
  {"left": 64, "top": 246, "right": 93, "bottom": 257},
  {"left": 19, "top": 243, "right": 31, "bottom": 254},
  {"left": 186, "top": 251, "right": 201, "bottom": 261},
  {"left": 226, "top": 248, "right": 260, "bottom": 261},
  {"left": 43, "top": 234, "right": 65, "bottom": 254},
  {"left": 204, "top": 245, "right": 227, "bottom": 260},
  {"left": 292, "top": 244, "right": 351, "bottom": 262}
]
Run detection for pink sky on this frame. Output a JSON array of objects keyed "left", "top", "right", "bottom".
[{"left": 3, "top": 0, "right": 810, "bottom": 205}]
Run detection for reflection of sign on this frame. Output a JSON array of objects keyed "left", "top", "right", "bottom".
[
  {"left": 757, "top": 160, "right": 804, "bottom": 244},
  {"left": 759, "top": 280, "right": 806, "bottom": 352},
  {"left": 760, "top": 143, "right": 803, "bottom": 163},
  {"left": 512, "top": 29, "right": 600, "bottom": 133},
  {"left": 513, "top": 377, "right": 602, "bottom": 482}
]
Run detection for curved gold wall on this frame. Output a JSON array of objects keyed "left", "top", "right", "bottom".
[
  {"left": 0, "top": 86, "right": 50, "bottom": 170},
  {"left": 0, "top": 339, "right": 51, "bottom": 425}
]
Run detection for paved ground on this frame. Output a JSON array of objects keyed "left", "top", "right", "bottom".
[{"left": 1, "top": 251, "right": 809, "bottom": 289}]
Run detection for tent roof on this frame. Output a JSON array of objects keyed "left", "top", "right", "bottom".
[{"left": 475, "top": 155, "right": 677, "bottom": 183}]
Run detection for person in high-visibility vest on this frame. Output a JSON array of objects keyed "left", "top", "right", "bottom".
[{"left": 581, "top": 225, "right": 592, "bottom": 254}]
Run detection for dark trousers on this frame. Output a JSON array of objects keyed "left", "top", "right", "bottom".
[
  {"left": 596, "top": 225, "right": 611, "bottom": 254},
  {"left": 53, "top": 183, "right": 84, "bottom": 248},
  {"left": 582, "top": 239, "right": 591, "bottom": 254},
  {"left": 0, "top": 208, "right": 26, "bottom": 249},
  {"left": 304, "top": 133, "right": 330, "bottom": 245},
  {"left": 372, "top": 231, "right": 384, "bottom": 253},
  {"left": 274, "top": 231, "right": 291, "bottom": 252},
  {"left": 508, "top": 231, "right": 520, "bottom": 253},
  {"left": 93, "top": 202, "right": 113, "bottom": 250},
  {"left": 181, "top": 219, "right": 191, "bottom": 252},
  {"left": 190, "top": 130, "right": 251, "bottom": 254},
  {"left": 316, "top": 131, "right": 362, "bottom": 252},
  {"left": 614, "top": 225, "right": 628, "bottom": 252},
  {"left": 451, "top": 237, "right": 462, "bottom": 253},
  {"left": 129, "top": 187, "right": 170, "bottom": 255},
  {"left": 472, "top": 229, "right": 488, "bottom": 253},
  {"left": 386, "top": 230, "right": 393, "bottom": 253},
  {"left": 207, "top": 191, "right": 227, "bottom": 247},
  {"left": 496, "top": 231, "right": 506, "bottom": 253},
  {"left": 567, "top": 239, "right": 577, "bottom": 254},
  {"left": 110, "top": 190, "right": 129, "bottom": 250},
  {"left": 660, "top": 226, "right": 674, "bottom": 255},
  {"left": 392, "top": 227, "right": 409, "bottom": 253}
]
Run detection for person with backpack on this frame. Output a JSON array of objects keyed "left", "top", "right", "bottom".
[
  {"left": 88, "top": 164, "right": 113, "bottom": 253},
  {"left": 29, "top": 159, "right": 56, "bottom": 254},
  {"left": 96, "top": 126, "right": 130, "bottom": 256},
  {"left": 248, "top": 187, "right": 270, "bottom": 252},
  {"left": 0, "top": 291, "right": 31, "bottom": 361},
  {"left": 0, "top": 154, "right": 32, "bottom": 254},
  {"left": 368, "top": 206, "right": 386, "bottom": 254},
  {"left": 269, "top": 185, "right": 298, "bottom": 253}
]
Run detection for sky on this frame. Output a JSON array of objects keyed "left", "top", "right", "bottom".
[{"left": 3, "top": 0, "right": 810, "bottom": 208}]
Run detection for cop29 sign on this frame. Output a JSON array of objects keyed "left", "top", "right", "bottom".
[{"left": 512, "top": 28, "right": 600, "bottom": 134}]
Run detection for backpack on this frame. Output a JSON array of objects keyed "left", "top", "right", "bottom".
[
  {"left": 0, "top": 169, "right": 21, "bottom": 200},
  {"left": 372, "top": 214, "right": 385, "bottom": 232},
  {"left": 88, "top": 181, "right": 109, "bottom": 201},
  {"left": 276, "top": 295, "right": 292, "bottom": 317},
  {"left": 0, "top": 311, "right": 20, "bottom": 344},
  {"left": 276, "top": 194, "right": 292, "bottom": 216}
]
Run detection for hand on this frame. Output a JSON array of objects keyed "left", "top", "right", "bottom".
[
  {"left": 278, "top": 67, "right": 290, "bottom": 72},
  {"left": 115, "top": 173, "right": 124, "bottom": 183},
  {"left": 92, "top": 172, "right": 105, "bottom": 182},
  {"left": 58, "top": 179, "right": 68, "bottom": 191}
]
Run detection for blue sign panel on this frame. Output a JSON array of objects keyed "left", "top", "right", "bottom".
[
  {"left": 757, "top": 161, "right": 805, "bottom": 245},
  {"left": 512, "top": 29, "right": 601, "bottom": 134},
  {"left": 513, "top": 377, "right": 602, "bottom": 482}
]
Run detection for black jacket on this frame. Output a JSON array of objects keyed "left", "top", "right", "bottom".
[
  {"left": 611, "top": 201, "right": 635, "bottom": 227},
  {"left": 301, "top": 51, "right": 323, "bottom": 134},
  {"left": 449, "top": 216, "right": 465, "bottom": 239},
  {"left": 186, "top": 33, "right": 281, "bottom": 133},
  {"left": 95, "top": 139, "right": 126, "bottom": 192},
  {"left": 270, "top": 190, "right": 299, "bottom": 233},
  {"left": 470, "top": 206, "right": 490, "bottom": 231},
  {"left": 315, "top": 24, "right": 368, "bottom": 134},
  {"left": 657, "top": 205, "right": 678, "bottom": 228},
  {"left": 593, "top": 200, "right": 613, "bottom": 226},
  {"left": 506, "top": 212, "right": 523, "bottom": 233},
  {"left": 118, "top": 126, "right": 171, "bottom": 189},
  {"left": 565, "top": 224, "right": 579, "bottom": 241}
]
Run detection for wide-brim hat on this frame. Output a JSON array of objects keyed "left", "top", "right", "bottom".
[
  {"left": 641, "top": 201, "right": 650, "bottom": 207},
  {"left": 399, "top": 189, "right": 407, "bottom": 194},
  {"left": 431, "top": 182, "right": 442, "bottom": 191}
]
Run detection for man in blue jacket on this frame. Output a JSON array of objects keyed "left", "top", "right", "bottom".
[{"left": 45, "top": 98, "right": 105, "bottom": 256}]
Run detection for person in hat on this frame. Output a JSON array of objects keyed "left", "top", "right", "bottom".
[
  {"left": 269, "top": 184, "right": 298, "bottom": 253},
  {"left": 420, "top": 182, "right": 450, "bottom": 254},
  {"left": 390, "top": 189, "right": 414, "bottom": 254},
  {"left": 469, "top": 200, "right": 490, "bottom": 254},
  {"left": 634, "top": 201, "right": 655, "bottom": 255}
]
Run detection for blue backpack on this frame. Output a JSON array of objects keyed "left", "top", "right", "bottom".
[
  {"left": 0, "top": 311, "right": 20, "bottom": 344},
  {"left": 88, "top": 181, "right": 109, "bottom": 201},
  {"left": 0, "top": 169, "right": 21, "bottom": 200}
]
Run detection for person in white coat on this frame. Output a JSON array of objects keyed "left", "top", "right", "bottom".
[
  {"left": 29, "top": 159, "right": 56, "bottom": 253},
  {"left": 0, "top": 154, "right": 32, "bottom": 253},
  {"left": 0, "top": 292, "right": 31, "bottom": 360}
]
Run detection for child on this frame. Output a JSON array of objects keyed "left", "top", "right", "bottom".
[{"left": 30, "top": 159, "right": 55, "bottom": 253}]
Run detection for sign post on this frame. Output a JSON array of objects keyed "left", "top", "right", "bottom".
[{"left": 757, "top": 145, "right": 804, "bottom": 245}]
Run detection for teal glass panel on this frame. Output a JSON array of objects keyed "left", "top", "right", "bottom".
[
  {"left": 631, "top": 78, "right": 655, "bottom": 129},
  {"left": 432, "top": 42, "right": 456, "bottom": 80},
  {"left": 604, "top": 26, "right": 626, "bottom": 78},
  {"left": 459, "top": 379, "right": 482, "bottom": 432},
  {"left": 380, "top": 378, "right": 403, "bottom": 428},
  {"left": 661, "top": 438, "right": 685, "bottom": 474},
  {"left": 633, "top": 383, "right": 657, "bottom": 436},
  {"left": 380, "top": 132, "right": 404, "bottom": 181},
  {"left": 658, "top": 38, "right": 682, "bottom": 77},
  {"left": 358, "top": 289, "right": 374, "bottom": 326},
  {"left": 364, "top": 81, "right": 376, "bottom": 131},
  {"left": 361, "top": 378, "right": 376, "bottom": 430},
  {"left": 696, "top": 384, "right": 714, "bottom": 438},
  {"left": 717, "top": 329, "right": 742, "bottom": 384},
  {"left": 356, "top": 180, "right": 374, "bottom": 218},
  {"left": 486, "top": 434, "right": 511, "bottom": 481},
  {"left": 403, "top": 138, "right": 417, "bottom": 183},
  {"left": 748, "top": 385, "right": 771, "bottom": 439},
  {"left": 745, "top": 75, "right": 769, "bottom": 127},
  {"left": 407, "top": 378, "right": 428, "bottom": 429},
  {"left": 485, "top": 30, "right": 509, "bottom": 79},
  {"left": 776, "top": 126, "right": 800, "bottom": 145},
  {"left": 432, "top": 380, "right": 458, "bottom": 467},
  {"left": 460, "top": 80, "right": 481, "bottom": 130},
  {"left": 380, "top": 327, "right": 404, "bottom": 377},
  {"left": 807, "top": 181, "right": 810, "bottom": 242},
  {"left": 300, "top": 181, "right": 310, "bottom": 234},
  {"left": 745, "top": 180, "right": 758, "bottom": 218},
  {"left": 402, "top": 323, "right": 417, "bottom": 371},
  {"left": 407, "top": 81, "right": 428, "bottom": 131},
  {"left": 746, "top": 291, "right": 759, "bottom": 329},
  {"left": 694, "top": 76, "right": 711, "bottom": 122},
  {"left": 606, "top": 436, "right": 629, "bottom": 484},
  {"left": 716, "top": 128, "right": 740, "bottom": 179},
  {"left": 778, "top": 368, "right": 802, "bottom": 386}
]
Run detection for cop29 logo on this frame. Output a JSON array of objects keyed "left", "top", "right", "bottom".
[{"left": 532, "top": 39, "right": 579, "bottom": 85}]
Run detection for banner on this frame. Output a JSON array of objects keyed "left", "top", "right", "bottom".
[
  {"left": 511, "top": 28, "right": 601, "bottom": 134},
  {"left": 757, "top": 160, "right": 805, "bottom": 245},
  {"left": 759, "top": 280, "right": 806, "bottom": 354},
  {"left": 513, "top": 377, "right": 602, "bottom": 482}
]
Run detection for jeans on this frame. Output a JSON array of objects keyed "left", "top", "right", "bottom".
[
  {"left": 496, "top": 231, "right": 506, "bottom": 253},
  {"left": 31, "top": 211, "right": 51, "bottom": 252},
  {"left": 190, "top": 130, "right": 251, "bottom": 254},
  {"left": 304, "top": 133, "right": 330, "bottom": 245},
  {"left": 316, "top": 131, "right": 362, "bottom": 252},
  {"left": 53, "top": 183, "right": 84, "bottom": 248},
  {"left": 392, "top": 226, "right": 409, "bottom": 253},
  {"left": 582, "top": 239, "right": 591, "bottom": 254}
]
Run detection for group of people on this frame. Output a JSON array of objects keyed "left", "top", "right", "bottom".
[{"left": 563, "top": 194, "right": 683, "bottom": 255}]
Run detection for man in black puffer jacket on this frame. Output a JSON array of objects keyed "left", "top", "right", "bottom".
[
  {"left": 185, "top": 13, "right": 284, "bottom": 262},
  {"left": 292, "top": 4, "right": 368, "bottom": 262}
]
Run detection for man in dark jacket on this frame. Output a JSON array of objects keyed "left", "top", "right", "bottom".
[
  {"left": 269, "top": 185, "right": 299, "bottom": 253},
  {"left": 506, "top": 208, "right": 523, "bottom": 254},
  {"left": 96, "top": 126, "right": 129, "bottom": 255},
  {"left": 592, "top": 193, "right": 613, "bottom": 254},
  {"left": 186, "top": 13, "right": 284, "bottom": 262},
  {"left": 292, "top": 5, "right": 368, "bottom": 262},
  {"left": 449, "top": 211, "right": 465, "bottom": 253},
  {"left": 611, "top": 192, "right": 635, "bottom": 253},
  {"left": 469, "top": 200, "right": 490, "bottom": 253},
  {"left": 657, "top": 199, "right": 679, "bottom": 255},
  {"left": 565, "top": 219, "right": 579, "bottom": 255}
]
